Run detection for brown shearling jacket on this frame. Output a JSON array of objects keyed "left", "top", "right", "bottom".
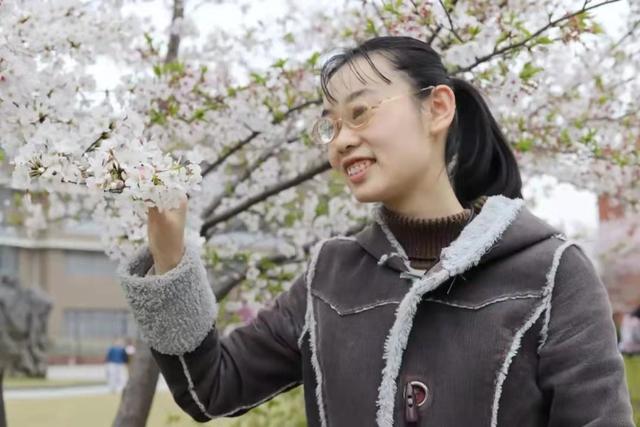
[{"left": 119, "top": 195, "right": 635, "bottom": 426}]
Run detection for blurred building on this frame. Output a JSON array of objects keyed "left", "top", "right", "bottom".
[
  {"left": 598, "top": 194, "right": 640, "bottom": 324},
  {"left": 0, "top": 189, "right": 136, "bottom": 363}
]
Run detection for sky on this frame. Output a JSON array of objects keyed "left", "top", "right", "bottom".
[{"left": 91, "top": 0, "right": 633, "bottom": 241}]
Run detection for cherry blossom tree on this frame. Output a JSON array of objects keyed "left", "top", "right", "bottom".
[{"left": 1, "top": 0, "right": 638, "bottom": 425}]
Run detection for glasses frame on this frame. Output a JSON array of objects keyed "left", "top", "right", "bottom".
[{"left": 311, "top": 85, "right": 436, "bottom": 145}]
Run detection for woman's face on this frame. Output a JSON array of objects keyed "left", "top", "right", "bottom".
[{"left": 323, "top": 54, "right": 447, "bottom": 207}]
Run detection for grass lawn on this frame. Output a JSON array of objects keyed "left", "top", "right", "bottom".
[
  {"left": 6, "top": 391, "right": 233, "bottom": 427},
  {"left": 625, "top": 355, "right": 640, "bottom": 426},
  {"left": 4, "top": 377, "right": 104, "bottom": 390}
]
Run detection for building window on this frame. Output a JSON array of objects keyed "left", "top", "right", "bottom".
[
  {"left": 0, "top": 245, "right": 18, "bottom": 277},
  {"left": 64, "top": 251, "right": 117, "bottom": 277},
  {"left": 63, "top": 308, "right": 137, "bottom": 340}
]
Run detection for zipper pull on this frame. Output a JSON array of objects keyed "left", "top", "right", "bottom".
[{"left": 405, "top": 382, "right": 419, "bottom": 424}]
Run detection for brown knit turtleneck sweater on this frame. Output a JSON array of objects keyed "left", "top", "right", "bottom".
[{"left": 381, "top": 196, "right": 488, "bottom": 271}]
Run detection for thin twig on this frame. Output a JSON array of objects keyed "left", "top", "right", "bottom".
[
  {"left": 452, "top": 0, "right": 621, "bottom": 74},
  {"left": 438, "top": 0, "right": 464, "bottom": 43}
]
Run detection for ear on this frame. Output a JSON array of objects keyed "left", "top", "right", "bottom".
[{"left": 422, "top": 85, "right": 456, "bottom": 137}]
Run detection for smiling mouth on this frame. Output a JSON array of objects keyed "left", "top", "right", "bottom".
[{"left": 345, "top": 160, "right": 374, "bottom": 176}]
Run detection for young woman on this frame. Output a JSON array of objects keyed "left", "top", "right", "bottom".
[{"left": 119, "top": 36, "right": 634, "bottom": 426}]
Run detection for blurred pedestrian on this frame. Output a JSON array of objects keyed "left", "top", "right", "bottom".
[
  {"left": 105, "top": 338, "right": 128, "bottom": 393},
  {"left": 620, "top": 306, "right": 640, "bottom": 356}
]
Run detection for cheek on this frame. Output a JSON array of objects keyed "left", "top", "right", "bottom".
[
  {"left": 327, "top": 145, "right": 340, "bottom": 170},
  {"left": 366, "top": 106, "right": 422, "bottom": 144},
  {"left": 364, "top": 111, "right": 426, "bottom": 162}
]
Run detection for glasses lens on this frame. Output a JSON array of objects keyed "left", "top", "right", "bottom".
[
  {"left": 345, "top": 103, "right": 371, "bottom": 128},
  {"left": 314, "top": 117, "right": 335, "bottom": 144}
]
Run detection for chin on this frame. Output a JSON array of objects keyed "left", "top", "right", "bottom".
[{"left": 349, "top": 184, "right": 385, "bottom": 204}]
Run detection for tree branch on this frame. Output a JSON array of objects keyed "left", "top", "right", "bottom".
[
  {"left": 199, "top": 99, "right": 320, "bottom": 178},
  {"left": 201, "top": 144, "right": 281, "bottom": 219},
  {"left": 165, "top": 0, "right": 184, "bottom": 64},
  {"left": 200, "top": 161, "right": 331, "bottom": 238},
  {"left": 451, "top": 0, "right": 621, "bottom": 75},
  {"left": 200, "top": 130, "right": 260, "bottom": 178}
]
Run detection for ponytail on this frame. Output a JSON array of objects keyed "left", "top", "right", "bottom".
[{"left": 447, "top": 77, "right": 522, "bottom": 206}]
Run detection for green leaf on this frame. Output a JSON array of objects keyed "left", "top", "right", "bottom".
[
  {"left": 143, "top": 32, "right": 154, "bottom": 49},
  {"left": 559, "top": 129, "right": 571, "bottom": 146},
  {"left": 535, "top": 36, "right": 553, "bottom": 45},
  {"left": 515, "top": 137, "right": 534, "bottom": 152},
  {"left": 365, "top": 19, "right": 377, "bottom": 35},
  {"left": 258, "top": 258, "right": 277, "bottom": 271},
  {"left": 519, "top": 62, "right": 543, "bottom": 81},
  {"left": 167, "top": 101, "right": 179, "bottom": 117},
  {"left": 315, "top": 198, "right": 329, "bottom": 216},
  {"left": 307, "top": 52, "right": 321, "bottom": 68},
  {"left": 251, "top": 72, "right": 267, "bottom": 85},
  {"left": 496, "top": 31, "right": 510, "bottom": 45},
  {"left": 342, "top": 28, "right": 354, "bottom": 38},
  {"left": 284, "top": 211, "right": 298, "bottom": 227},
  {"left": 225, "top": 182, "right": 233, "bottom": 194},
  {"left": 590, "top": 22, "right": 604, "bottom": 34},
  {"left": 273, "top": 110, "right": 285, "bottom": 124},
  {"left": 149, "top": 109, "right": 166, "bottom": 125},
  {"left": 382, "top": 2, "right": 400, "bottom": 16},
  {"left": 594, "top": 75, "right": 605, "bottom": 91},
  {"left": 271, "top": 58, "right": 287, "bottom": 69},
  {"left": 468, "top": 26, "right": 480, "bottom": 37},
  {"left": 192, "top": 108, "right": 206, "bottom": 121}
]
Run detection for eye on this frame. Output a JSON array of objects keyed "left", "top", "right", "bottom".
[{"left": 351, "top": 105, "right": 367, "bottom": 119}]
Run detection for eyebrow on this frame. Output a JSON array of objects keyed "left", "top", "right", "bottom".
[{"left": 321, "top": 88, "right": 373, "bottom": 117}]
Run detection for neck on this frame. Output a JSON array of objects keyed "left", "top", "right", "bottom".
[{"left": 383, "top": 174, "right": 464, "bottom": 220}]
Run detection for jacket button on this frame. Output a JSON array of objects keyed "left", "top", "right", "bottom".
[{"left": 409, "top": 381, "right": 429, "bottom": 407}]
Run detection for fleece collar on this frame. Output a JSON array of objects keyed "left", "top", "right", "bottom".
[{"left": 355, "top": 195, "right": 529, "bottom": 277}]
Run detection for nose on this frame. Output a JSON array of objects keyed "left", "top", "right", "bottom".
[{"left": 332, "top": 124, "right": 362, "bottom": 154}]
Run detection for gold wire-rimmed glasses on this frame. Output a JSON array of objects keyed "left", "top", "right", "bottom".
[{"left": 310, "top": 85, "right": 435, "bottom": 145}]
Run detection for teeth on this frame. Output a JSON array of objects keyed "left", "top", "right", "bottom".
[{"left": 347, "top": 160, "right": 373, "bottom": 177}]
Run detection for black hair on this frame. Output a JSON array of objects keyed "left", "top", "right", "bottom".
[{"left": 320, "top": 36, "right": 523, "bottom": 207}]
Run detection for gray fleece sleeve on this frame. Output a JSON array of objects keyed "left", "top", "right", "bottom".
[{"left": 118, "top": 241, "right": 218, "bottom": 355}]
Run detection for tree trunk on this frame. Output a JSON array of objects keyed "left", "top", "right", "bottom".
[
  {"left": 0, "top": 368, "right": 6, "bottom": 427},
  {"left": 111, "top": 337, "right": 159, "bottom": 427}
]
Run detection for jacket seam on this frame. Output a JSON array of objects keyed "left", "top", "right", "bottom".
[
  {"left": 305, "top": 238, "right": 337, "bottom": 427},
  {"left": 178, "top": 355, "right": 215, "bottom": 420},
  {"left": 311, "top": 288, "right": 401, "bottom": 315},
  {"left": 538, "top": 241, "right": 577, "bottom": 352},
  {"left": 490, "top": 240, "right": 575, "bottom": 427},
  {"left": 215, "top": 381, "right": 301, "bottom": 417},
  {"left": 423, "top": 292, "right": 542, "bottom": 310},
  {"left": 179, "top": 354, "right": 300, "bottom": 419}
]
